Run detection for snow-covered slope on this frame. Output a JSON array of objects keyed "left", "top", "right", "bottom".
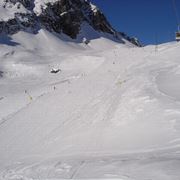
[{"left": 0, "top": 26, "right": 180, "bottom": 180}]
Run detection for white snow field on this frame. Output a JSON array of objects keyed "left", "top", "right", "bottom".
[{"left": 0, "top": 30, "right": 180, "bottom": 180}]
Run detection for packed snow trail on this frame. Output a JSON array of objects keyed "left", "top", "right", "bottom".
[{"left": 1, "top": 31, "right": 180, "bottom": 179}]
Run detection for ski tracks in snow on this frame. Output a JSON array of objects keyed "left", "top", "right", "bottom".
[{"left": 1, "top": 43, "right": 180, "bottom": 179}]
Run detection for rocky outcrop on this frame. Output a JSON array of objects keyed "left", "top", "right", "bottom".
[
  {"left": 130, "top": 37, "right": 142, "bottom": 47},
  {"left": 38, "top": 0, "right": 84, "bottom": 38},
  {"left": 0, "top": 13, "right": 36, "bottom": 34},
  {"left": 119, "top": 32, "right": 142, "bottom": 47},
  {"left": 3, "top": 0, "right": 34, "bottom": 9}
]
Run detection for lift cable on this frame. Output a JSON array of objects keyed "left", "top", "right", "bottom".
[{"left": 172, "top": 0, "right": 180, "bottom": 30}]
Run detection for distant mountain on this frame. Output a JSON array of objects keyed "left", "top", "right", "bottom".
[{"left": 0, "top": 0, "right": 141, "bottom": 46}]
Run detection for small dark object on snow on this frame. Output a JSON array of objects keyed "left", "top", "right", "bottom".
[
  {"left": 0, "top": 71, "right": 3, "bottom": 77},
  {"left": 50, "top": 69, "right": 61, "bottom": 74}
]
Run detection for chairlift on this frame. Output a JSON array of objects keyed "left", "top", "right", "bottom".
[{"left": 176, "top": 25, "right": 180, "bottom": 41}]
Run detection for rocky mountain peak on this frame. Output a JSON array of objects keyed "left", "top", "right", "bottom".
[
  {"left": 0, "top": 0, "right": 115, "bottom": 37},
  {"left": 0, "top": 0, "right": 141, "bottom": 46}
]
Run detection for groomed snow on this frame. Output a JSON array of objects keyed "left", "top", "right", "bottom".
[{"left": 0, "top": 30, "right": 180, "bottom": 180}]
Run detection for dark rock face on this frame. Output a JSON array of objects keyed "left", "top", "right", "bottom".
[
  {"left": 38, "top": 0, "right": 84, "bottom": 38},
  {"left": 38, "top": 0, "right": 115, "bottom": 38},
  {"left": 89, "top": 10, "right": 113, "bottom": 34},
  {"left": 0, "top": 0, "right": 115, "bottom": 39}
]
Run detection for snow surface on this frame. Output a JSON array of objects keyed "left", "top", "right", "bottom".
[{"left": 0, "top": 30, "right": 180, "bottom": 180}]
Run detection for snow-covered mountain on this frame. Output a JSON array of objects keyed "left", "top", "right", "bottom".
[
  {"left": 0, "top": 0, "right": 114, "bottom": 36},
  {"left": 0, "top": 0, "right": 141, "bottom": 46}
]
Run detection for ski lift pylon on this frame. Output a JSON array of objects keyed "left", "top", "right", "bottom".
[
  {"left": 172, "top": 0, "right": 180, "bottom": 41},
  {"left": 176, "top": 25, "right": 180, "bottom": 41}
]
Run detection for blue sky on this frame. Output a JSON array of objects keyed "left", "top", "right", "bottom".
[{"left": 91, "top": 0, "right": 180, "bottom": 45}]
